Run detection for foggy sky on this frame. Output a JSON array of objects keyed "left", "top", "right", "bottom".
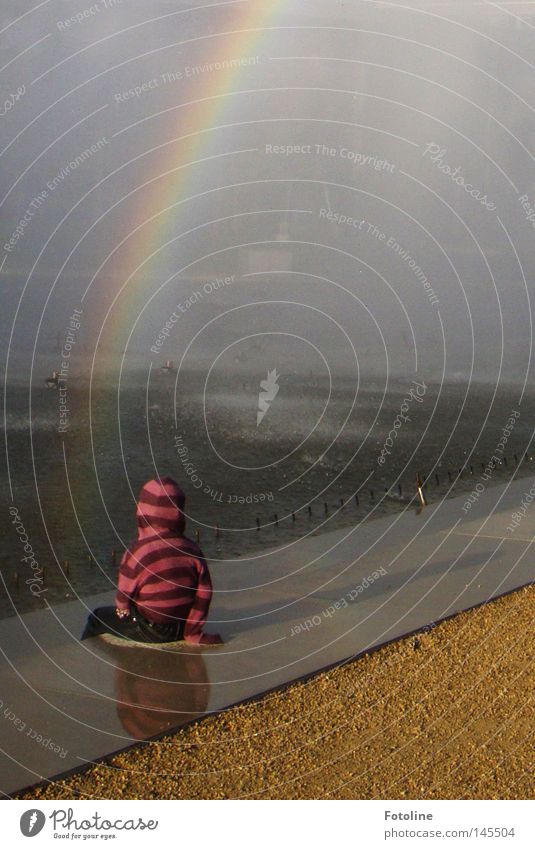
[{"left": 2, "top": 0, "right": 535, "bottom": 385}]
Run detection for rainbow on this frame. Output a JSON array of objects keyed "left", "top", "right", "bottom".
[{"left": 93, "top": 0, "right": 282, "bottom": 357}]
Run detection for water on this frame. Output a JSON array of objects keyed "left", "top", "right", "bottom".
[{"left": 2, "top": 372, "right": 533, "bottom": 620}]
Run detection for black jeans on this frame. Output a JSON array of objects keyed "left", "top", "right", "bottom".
[{"left": 81, "top": 606, "right": 185, "bottom": 643}]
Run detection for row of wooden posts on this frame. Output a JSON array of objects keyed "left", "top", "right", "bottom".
[
  {"left": 195, "top": 450, "right": 530, "bottom": 538},
  {"left": 11, "top": 452, "right": 529, "bottom": 588}
]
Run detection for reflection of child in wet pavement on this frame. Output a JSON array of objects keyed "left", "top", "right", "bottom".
[
  {"left": 100, "top": 642, "right": 210, "bottom": 739},
  {"left": 82, "top": 477, "right": 223, "bottom": 645}
]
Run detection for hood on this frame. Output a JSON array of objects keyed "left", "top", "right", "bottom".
[{"left": 136, "top": 477, "right": 186, "bottom": 539}]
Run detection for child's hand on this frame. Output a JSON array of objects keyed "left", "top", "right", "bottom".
[
  {"left": 199, "top": 633, "right": 224, "bottom": 645},
  {"left": 115, "top": 608, "right": 130, "bottom": 619}
]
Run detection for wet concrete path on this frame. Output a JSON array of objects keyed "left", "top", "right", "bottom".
[{"left": 1, "top": 477, "right": 533, "bottom": 796}]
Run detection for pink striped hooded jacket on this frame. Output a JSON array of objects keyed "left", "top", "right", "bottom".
[{"left": 115, "top": 477, "right": 221, "bottom": 644}]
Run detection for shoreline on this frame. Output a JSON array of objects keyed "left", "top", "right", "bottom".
[{"left": 3, "top": 459, "right": 534, "bottom": 622}]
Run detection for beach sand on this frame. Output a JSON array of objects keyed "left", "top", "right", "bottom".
[{"left": 18, "top": 585, "right": 534, "bottom": 800}]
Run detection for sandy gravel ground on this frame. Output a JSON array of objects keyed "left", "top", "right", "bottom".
[{"left": 18, "top": 585, "right": 534, "bottom": 800}]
